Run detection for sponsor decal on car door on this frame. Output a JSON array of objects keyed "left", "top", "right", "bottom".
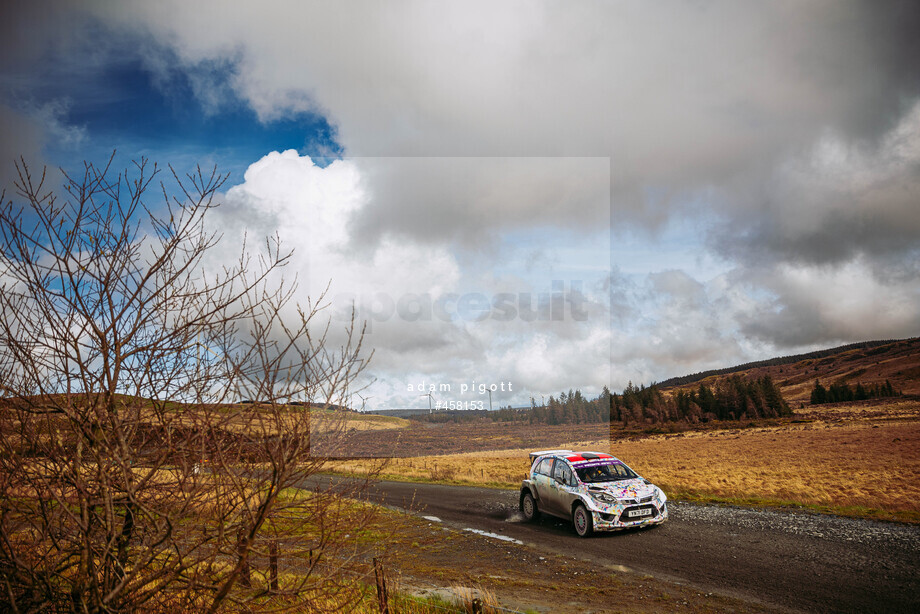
[
  {"left": 533, "top": 458, "right": 561, "bottom": 515},
  {"left": 550, "top": 459, "right": 578, "bottom": 515}
]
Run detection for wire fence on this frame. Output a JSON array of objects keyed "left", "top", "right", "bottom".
[
  {"left": 7, "top": 531, "right": 530, "bottom": 614},
  {"left": 233, "top": 537, "right": 530, "bottom": 614}
]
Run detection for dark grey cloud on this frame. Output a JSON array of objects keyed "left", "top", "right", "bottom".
[
  {"left": 734, "top": 260, "right": 920, "bottom": 348},
  {"left": 76, "top": 1, "right": 919, "bottom": 264},
  {"left": 348, "top": 157, "right": 610, "bottom": 248},
  {"left": 5, "top": 0, "right": 920, "bottom": 396},
  {"left": 0, "top": 2, "right": 904, "bottom": 245},
  {"left": 711, "top": 102, "right": 920, "bottom": 270},
  {"left": 0, "top": 1, "right": 121, "bottom": 180},
  {"left": 0, "top": 104, "right": 43, "bottom": 187},
  {"left": 846, "top": 1, "right": 920, "bottom": 138}
]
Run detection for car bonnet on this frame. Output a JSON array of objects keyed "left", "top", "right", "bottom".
[{"left": 585, "top": 477, "right": 655, "bottom": 500}]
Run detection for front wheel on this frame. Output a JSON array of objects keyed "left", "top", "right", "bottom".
[
  {"left": 520, "top": 490, "right": 538, "bottom": 522},
  {"left": 573, "top": 503, "right": 594, "bottom": 537}
]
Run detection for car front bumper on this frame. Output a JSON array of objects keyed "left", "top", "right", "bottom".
[{"left": 589, "top": 500, "right": 668, "bottom": 531}]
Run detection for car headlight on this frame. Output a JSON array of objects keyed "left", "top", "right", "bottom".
[{"left": 591, "top": 492, "right": 617, "bottom": 504}]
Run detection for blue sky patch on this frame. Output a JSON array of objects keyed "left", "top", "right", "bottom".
[{"left": 6, "top": 32, "right": 341, "bottom": 183}]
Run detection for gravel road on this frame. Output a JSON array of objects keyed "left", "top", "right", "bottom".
[{"left": 308, "top": 476, "right": 920, "bottom": 613}]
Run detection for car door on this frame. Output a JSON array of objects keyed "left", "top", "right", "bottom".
[
  {"left": 532, "top": 457, "right": 561, "bottom": 516},
  {"left": 549, "top": 458, "right": 578, "bottom": 516}
]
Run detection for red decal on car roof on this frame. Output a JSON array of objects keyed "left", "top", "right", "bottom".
[{"left": 578, "top": 452, "right": 612, "bottom": 459}]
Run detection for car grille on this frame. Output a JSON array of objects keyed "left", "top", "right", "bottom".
[
  {"left": 622, "top": 495, "right": 656, "bottom": 505},
  {"left": 618, "top": 504, "right": 659, "bottom": 523}
]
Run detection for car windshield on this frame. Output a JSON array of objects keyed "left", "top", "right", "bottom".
[{"left": 575, "top": 461, "right": 638, "bottom": 483}]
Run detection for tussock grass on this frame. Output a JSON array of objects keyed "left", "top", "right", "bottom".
[{"left": 615, "top": 420, "right": 920, "bottom": 522}]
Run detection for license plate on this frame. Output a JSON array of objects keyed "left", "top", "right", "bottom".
[{"left": 627, "top": 508, "right": 653, "bottom": 518}]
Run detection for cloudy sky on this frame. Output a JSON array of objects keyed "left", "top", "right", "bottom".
[{"left": 2, "top": 0, "right": 919, "bottom": 410}]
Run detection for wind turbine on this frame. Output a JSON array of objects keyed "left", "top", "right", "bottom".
[
  {"left": 421, "top": 392, "right": 433, "bottom": 413},
  {"left": 357, "top": 393, "right": 372, "bottom": 412}
]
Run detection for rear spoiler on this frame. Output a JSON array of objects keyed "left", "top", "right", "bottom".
[{"left": 528, "top": 449, "right": 575, "bottom": 466}]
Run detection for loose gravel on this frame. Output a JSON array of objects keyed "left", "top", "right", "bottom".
[{"left": 671, "top": 501, "right": 920, "bottom": 550}]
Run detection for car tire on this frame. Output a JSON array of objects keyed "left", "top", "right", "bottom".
[
  {"left": 520, "top": 490, "right": 538, "bottom": 522},
  {"left": 573, "top": 503, "right": 594, "bottom": 537}
]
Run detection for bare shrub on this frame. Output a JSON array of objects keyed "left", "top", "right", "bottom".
[{"left": 0, "top": 156, "right": 383, "bottom": 612}]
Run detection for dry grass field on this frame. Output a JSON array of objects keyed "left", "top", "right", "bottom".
[
  {"left": 178, "top": 405, "right": 411, "bottom": 434},
  {"left": 328, "top": 399, "right": 920, "bottom": 523},
  {"left": 612, "top": 419, "right": 920, "bottom": 520},
  {"left": 319, "top": 421, "right": 609, "bottom": 457},
  {"left": 311, "top": 409, "right": 411, "bottom": 432}
]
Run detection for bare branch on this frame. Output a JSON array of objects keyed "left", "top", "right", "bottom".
[{"left": 0, "top": 155, "right": 381, "bottom": 612}]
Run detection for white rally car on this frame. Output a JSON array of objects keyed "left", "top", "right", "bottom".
[{"left": 520, "top": 450, "right": 668, "bottom": 537}]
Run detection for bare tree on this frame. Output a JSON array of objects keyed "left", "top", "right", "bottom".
[{"left": 0, "top": 156, "right": 385, "bottom": 613}]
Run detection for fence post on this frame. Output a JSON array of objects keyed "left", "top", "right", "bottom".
[
  {"left": 373, "top": 557, "right": 389, "bottom": 614},
  {"left": 237, "top": 527, "right": 251, "bottom": 588},
  {"left": 269, "top": 540, "right": 279, "bottom": 591},
  {"left": 471, "top": 597, "right": 483, "bottom": 614}
]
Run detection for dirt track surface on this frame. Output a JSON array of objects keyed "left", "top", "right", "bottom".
[{"left": 308, "top": 476, "right": 920, "bottom": 613}]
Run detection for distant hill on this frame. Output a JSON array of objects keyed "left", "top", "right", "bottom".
[
  {"left": 658, "top": 337, "right": 920, "bottom": 403},
  {"left": 366, "top": 339, "right": 920, "bottom": 421}
]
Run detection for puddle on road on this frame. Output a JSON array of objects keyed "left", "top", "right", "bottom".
[{"left": 463, "top": 528, "right": 523, "bottom": 545}]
